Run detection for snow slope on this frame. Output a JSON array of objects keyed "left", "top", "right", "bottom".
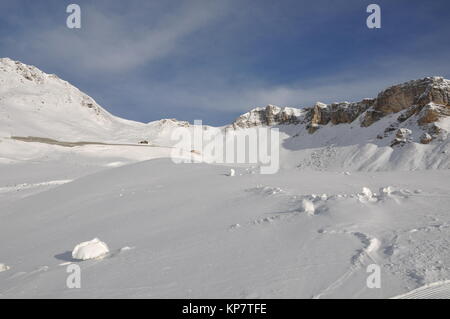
[
  {"left": 0, "top": 57, "right": 135, "bottom": 141},
  {"left": 0, "top": 58, "right": 202, "bottom": 148},
  {"left": 278, "top": 111, "right": 450, "bottom": 171}
]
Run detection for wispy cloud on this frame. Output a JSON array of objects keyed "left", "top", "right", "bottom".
[{"left": 15, "top": 1, "right": 228, "bottom": 73}]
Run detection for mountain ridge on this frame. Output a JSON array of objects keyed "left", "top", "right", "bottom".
[
  {"left": 0, "top": 57, "right": 193, "bottom": 144},
  {"left": 1, "top": 57, "right": 450, "bottom": 171}
]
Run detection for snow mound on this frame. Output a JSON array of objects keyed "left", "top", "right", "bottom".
[
  {"left": 366, "top": 238, "right": 381, "bottom": 254},
  {"left": 301, "top": 199, "right": 315, "bottom": 216},
  {"left": 379, "top": 186, "right": 394, "bottom": 196},
  {"left": 0, "top": 263, "right": 10, "bottom": 272},
  {"left": 357, "top": 187, "right": 378, "bottom": 203},
  {"left": 71, "top": 238, "right": 110, "bottom": 260}
]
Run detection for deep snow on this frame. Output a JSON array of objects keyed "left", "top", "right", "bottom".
[{"left": 1, "top": 158, "right": 449, "bottom": 298}]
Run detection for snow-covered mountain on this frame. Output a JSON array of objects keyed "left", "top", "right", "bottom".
[
  {"left": 0, "top": 57, "right": 190, "bottom": 144},
  {"left": 230, "top": 76, "right": 450, "bottom": 171},
  {"left": 231, "top": 76, "right": 450, "bottom": 144},
  {"left": 1, "top": 57, "right": 450, "bottom": 171}
]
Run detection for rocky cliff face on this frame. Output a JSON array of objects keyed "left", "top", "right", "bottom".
[
  {"left": 230, "top": 76, "right": 450, "bottom": 145},
  {"left": 230, "top": 104, "right": 305, "bottom": 129},
  {"left": 306, "top": 99, "right": 375, "bottom": 133},
  {"left": 361, "top": 77, "right": 450, "bottom": 127}
]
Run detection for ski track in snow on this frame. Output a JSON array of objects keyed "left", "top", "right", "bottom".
[
  {"left": 0, "top": 179, "right": 73, "bottom": 194},
  {"left": 312, "top": 229, "right": 381, "bottom": 299},
  {"left": 392, "top": 280, "right": 450, "bottom": 299}
]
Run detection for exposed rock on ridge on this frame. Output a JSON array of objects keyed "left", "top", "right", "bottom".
[
  {"left": 231, "top": 105, "right": 303, "bottom": 129},
  {"left": 230, "top": 77, "right": 450, "bottom": 143}
]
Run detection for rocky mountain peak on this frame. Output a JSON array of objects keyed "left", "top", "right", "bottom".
[
  {"left": 230, "top": 77, "right": 450, "bottom": 139},
  {"left": 228, "top": 76, "right": 450, "bottom": 147},
  {"left": 361, "top": 76, "right": 450, "bottom": 127},
  {"left": 0, "top": 58, "right": 48, "bottom": 84}
]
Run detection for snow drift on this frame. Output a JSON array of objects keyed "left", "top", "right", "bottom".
[{"left": 71, "top": 238, "right": 110, "bottom": 261}]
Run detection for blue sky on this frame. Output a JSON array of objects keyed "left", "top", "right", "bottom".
[{"left": 1, "top": 0, "right": 450, "bottom": 125}]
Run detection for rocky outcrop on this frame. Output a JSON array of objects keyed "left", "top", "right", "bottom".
[
  {"left": 231, "top": 100, "right": 375, "bottom": 132},
  {"left": 390, "top": 128, "right": 412, "bottom": 147},
  {"left": 231, "top": 105, "right": 303, "bottom": 129},
  {"left": 307, "top": 99, "right": 375, "bottom": 133},
  {"left": 311, "top": 100, "right": 375, "bottom": 125},
  {"left": 0, "top": 58, "right": 46, "bottom": 84},
  {"left": 417, "top": 103, "right": 450, "bottom": 126},
  {"left": 362, "top": 77, "right": 450, "bottom": 126},
  {"left": 378, "top": 77, "right": 449, "bottom": 111},
  {"left": 231, "top": 77, "right": 450, "bottom": 140},
  {"left": 156, "top": 118, "right": 190, "bottom": 128},
  {"left": 420, "top": 133, "right": 433, "bottom": 144},
  {"left": 360, "top": 109, "right": 385, "bottom": 127}
]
